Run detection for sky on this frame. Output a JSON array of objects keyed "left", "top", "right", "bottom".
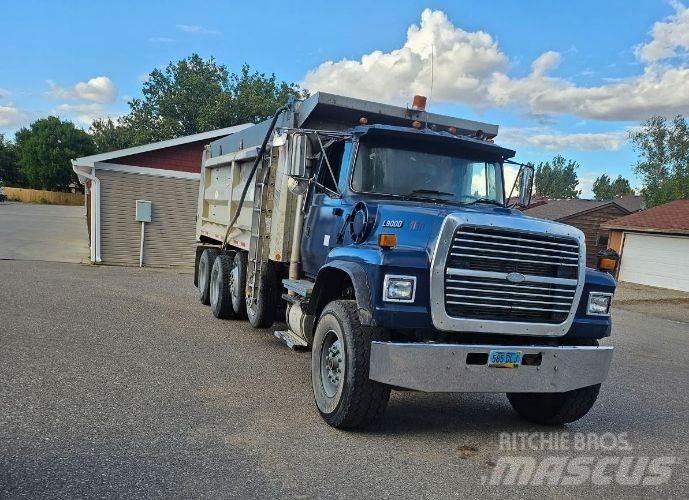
[{"left": 2, "top": 0, "right": 688, "bottom": 197}]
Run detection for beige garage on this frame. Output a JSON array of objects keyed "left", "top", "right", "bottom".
[
  {"left": 618, "top": 233, "right": 689, "bottom": 292},
  {"left": 604, "top": 199, "right": 689, "bottom": 292},
  {"left": 72, "top": 125, "right": 250, "bottom": 267}
]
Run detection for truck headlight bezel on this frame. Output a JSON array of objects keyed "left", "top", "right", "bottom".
[
  {"left": 587, "top": 292, "right": 612, "bottom": 316},
  {"left": 383, "top": 274, "right": 417, "bottom": 303}
]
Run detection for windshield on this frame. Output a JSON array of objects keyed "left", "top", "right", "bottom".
[{"left": 351, "top": 139, "right": 504, "bottom": 205}]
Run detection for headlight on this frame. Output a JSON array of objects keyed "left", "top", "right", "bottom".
[
  {"left": 383, "top": 275, "right": 416, "bottom": 303},
  {"left": 587, "top": 292, "right": 612, "bottom": 316}
]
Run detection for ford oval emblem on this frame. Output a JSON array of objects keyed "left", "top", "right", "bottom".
[{"left": 506, "top": 272, "right": 526, "bottom": 283}]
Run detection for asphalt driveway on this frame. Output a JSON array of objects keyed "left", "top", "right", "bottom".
[
  {"left": 1, "top": 261, "right": 688, "bottom": 498},
  {"left": 0, "top": 202, "right": 88, "bottom": 263}
]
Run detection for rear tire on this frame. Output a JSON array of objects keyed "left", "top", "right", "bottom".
[
  {"left": 197, "top": 248, "right": 219, "bottom": 305},
  {"left": 507, "top": 384, "right": 601, "bottom": 425},
  {"left": 247, "top": 262, "right": 276, "bottom": 329},
  {"left": 210, "top": 253, "right": 236, "bottom": 319},
  {"left": 231, "top": 251, "right": 248, "bottom": 319},
  {"left": 311, "top": 300, "right": 391, "bottom": 429}
]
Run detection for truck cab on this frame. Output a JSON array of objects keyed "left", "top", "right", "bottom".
[{"left": 194, "top": 93, "right": 615, "bottom": 429}]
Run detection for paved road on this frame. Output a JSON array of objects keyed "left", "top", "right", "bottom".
[
  {"left": 1, "top": 261, "right": 688, "bottom": 498},
  {"left": 0, "top": 202, "right": 88, "bottom": 263}
]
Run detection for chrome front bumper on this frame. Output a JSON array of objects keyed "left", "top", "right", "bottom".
[{"left": 369, "top": 342, "right": 613, "bottom": 393}]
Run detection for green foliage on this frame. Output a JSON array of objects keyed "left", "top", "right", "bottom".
[
  {"left": 15, "top": 116, "right": 95, "bottom": 191},
  {"left": 592, "top": 174, "right": 634, "bottom": 200},
  {"left": 630, "top": 115, "right": 689, "bottom": 208},
  {"left": 91, "top": 55, "right": 306, "bottom": 152},
  {"left": 89, "top": 118, "right": 137, "bottom": 153},
  {"left": 534, "top": 155, "right": 581, "bottom": 199},
  {"left": 0, "top": 133, "right": 23, "bottom": 186}
]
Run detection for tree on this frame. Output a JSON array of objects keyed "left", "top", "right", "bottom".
[
  {"left": 534, "top": 155, "right": 581, "bottom": 199},
  {"left": 592, "top": 174, "right": 635, "bottom": 200},
  {"left": 0, "top": 134, "right": 23, "bottom": 186},
  {"left": 91, "top": 54, "right": 307, "bottom": 151},
  {"left": 629, "top": 115, "right": 689, "bottom": 207},
  {"left": 15, "top": 116, "right": 95, "bottom": 191},
  {"left": 89, "top": 118, "right": 137, "bottom": 153}
]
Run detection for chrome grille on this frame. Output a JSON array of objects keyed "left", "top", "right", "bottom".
[{"left": 444, "top": 226, "right": 581, "bottom": 324}]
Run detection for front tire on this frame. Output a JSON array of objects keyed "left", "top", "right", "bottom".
[
  {"left": 210, "top": 253, "right": 236, "bottom": 319},
  {"left": 507, "top": 384, "right": 601, "bottom": 425},
  {"left": 311, "top": 300, "right": 390, "bottom": 429},
  {"left": 197, "top": 248, "right": 219, "bottom": 305}
]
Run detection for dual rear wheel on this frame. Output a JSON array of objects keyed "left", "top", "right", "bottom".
[{"left": 197, "top": 248, "right": 275, "bottom": 327}]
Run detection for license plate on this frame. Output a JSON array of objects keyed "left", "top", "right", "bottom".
[{"left": 488, "top": 350, "right": 522, "bottom": 368}]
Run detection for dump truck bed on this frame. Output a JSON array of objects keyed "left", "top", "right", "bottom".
[{"left": 195, "top": 92, "right": 500, "bottom": 260}]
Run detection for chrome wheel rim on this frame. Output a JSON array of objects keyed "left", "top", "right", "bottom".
[
  {"left": 210, "top": 265, "right": 221, "bottom": 307},
  {"left": 230, "top": 259, "right": 239, "bottom": 302},
  {"left": 320, "top": 330, "right": 344, "bottom": 398},
  {"left": 199, "top": 258, "right": 208, "bottom": 289}
]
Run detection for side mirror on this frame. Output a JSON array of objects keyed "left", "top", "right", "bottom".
[{"left": 517, "top": 165, "right": 534, "bottom": 208}]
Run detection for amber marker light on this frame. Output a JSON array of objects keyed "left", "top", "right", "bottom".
[{"left": 378, "top": 234, "right": 397, "bottom": 249}]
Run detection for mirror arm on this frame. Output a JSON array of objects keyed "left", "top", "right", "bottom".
[{"left": 504, "top": 159, "right": 534, "bottom": 209}]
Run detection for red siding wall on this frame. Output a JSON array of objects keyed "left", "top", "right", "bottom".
[{"left": 113, "top": 140, "right": 206, "bottom": 173}]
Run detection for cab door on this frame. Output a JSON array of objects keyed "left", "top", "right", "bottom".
[{"left": 300, "top": 141, "right": 350, "bottom": 277}]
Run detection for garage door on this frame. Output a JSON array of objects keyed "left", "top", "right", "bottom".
[
  {"left": 618, "top": 233, "right": 689, "bottom": 292},
  {"left": 98, "top": 169, "right": 199, "bottom": 267}
]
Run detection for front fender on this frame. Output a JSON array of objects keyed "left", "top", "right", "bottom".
[{"left": 309, "top": 260, "right": 376, "bottom": 326}]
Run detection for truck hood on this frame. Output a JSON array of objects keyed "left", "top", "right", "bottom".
[{"left": 364, "top": 200, "right": 584, "bottom": 261}]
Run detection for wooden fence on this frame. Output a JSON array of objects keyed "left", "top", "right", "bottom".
[{"left": 3, "top": 187, "right": 84, "bottom": 206}]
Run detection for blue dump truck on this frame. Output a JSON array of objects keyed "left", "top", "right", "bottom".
[{"left": 194, "top": 93, "right": 615, "bottom": 429}]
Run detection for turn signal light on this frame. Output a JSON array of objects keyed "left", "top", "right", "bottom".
[
  {"left": 359, "top": 116, "right": 368, "bottom": 125},
  {"left": 378, "top": 234, "right": 397, "bottom": 249},
  {"left": 448, "top": 126, "right": 457, "bottom": 134},
  {"left": 412, "top": 120, "right": 422, "bottom": 129}
]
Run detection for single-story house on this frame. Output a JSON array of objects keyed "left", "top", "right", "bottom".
[
  {"left": 603, "top": 199, "right": 689, "bottom": 292},
  {"left": 523, "top": 198, "right": 643, "bottom": 267},
  {"left": 72, "top": 124, "right": 250, "bottom": 267}
]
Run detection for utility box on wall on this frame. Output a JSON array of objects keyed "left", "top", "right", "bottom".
[{"left": 135, "top": 199, "right": 152, "bottom": 223}]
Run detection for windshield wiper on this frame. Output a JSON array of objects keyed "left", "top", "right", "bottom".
[
  {"left": 406, "top": 189, "right": 455, "bottom": 198},
  {"left": 464, "top": 197, "right": 505, "bottom": 207}
]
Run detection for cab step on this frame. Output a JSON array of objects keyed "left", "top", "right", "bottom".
[
  {"left": 282, "top": 279, "right": 314, "bottom": 298},
  {"left": 274, "top": 329, "right": 309, "bottom": 350}
]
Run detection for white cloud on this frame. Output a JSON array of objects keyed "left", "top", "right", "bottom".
[
  {"left": 0, "top": 103, "right": 26, "bottom": 128},
  {"left": 47, "top": 76, "right": 117, "bottom": 104},
  {"left": 488, "top": 62, "right": 689, "bottom": 121},
  {"left": 635, "top": 1, "right": 689, "bottom": 62},
  {"left": 55, "top": 103, "right": 115, "bottom": 126},
  {"left": 176, "top": 24, "right": 221, "bottom": 36},
  {"left": 303, "top": 9, "right": 507, "bottom": 106},
  {"left": 499, "top": 127, "right": 628, "bottom": 151},
  {"left": 303, "top": 8, "right": 689, "bottom": 122}
]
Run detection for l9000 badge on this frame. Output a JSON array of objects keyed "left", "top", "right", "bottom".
[{"left": 382, "top": 220, "right": 403, "bottom": 228}]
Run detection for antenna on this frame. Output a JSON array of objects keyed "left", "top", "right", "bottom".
[{"left": 426, "top": 43, "right": 435, "bottom": 128}]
